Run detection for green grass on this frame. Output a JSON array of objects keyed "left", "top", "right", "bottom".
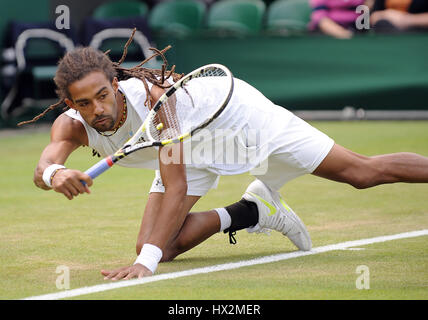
[{"left": 0, "top": 121, "right": 427, "bottom": 300}]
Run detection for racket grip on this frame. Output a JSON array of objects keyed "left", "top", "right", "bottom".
[{"left": 81, "top": 157, "right": 114, "bottom": 185}]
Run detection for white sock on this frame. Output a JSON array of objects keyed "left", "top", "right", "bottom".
[{"left": 214, "top": 208, "right": 231, "bottom": 232}]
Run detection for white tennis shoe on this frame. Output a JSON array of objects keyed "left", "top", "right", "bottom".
[{"left": 243, "top": 179, "right": 312, "bottom": 251}]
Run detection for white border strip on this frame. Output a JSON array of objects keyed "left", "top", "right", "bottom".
[{"left": 23, "top": 229, "right": 428, "bottom": 300}]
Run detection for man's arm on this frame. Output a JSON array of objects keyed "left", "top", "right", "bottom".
[
  {"left": 146, "top": 143, "right": 188, "bottom": 249},
  {"left": 34, "top": 113, "right": 93, "bottom": 199},
  {"left": 101, "top": 143, "right": 188, "bottom": 280},
  {"left": 139, "top": 81, "right": 188, "bottom": 254},
  {"left": 132, "top": 143, "right": 187, "bottom": 276}
]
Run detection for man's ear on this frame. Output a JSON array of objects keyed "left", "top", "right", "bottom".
[
  {"left": 112, "top": 77, "right": 119, "bottom": 93},
  {"left": 64, "top": 98, "right": 75, "bottom": 110}
]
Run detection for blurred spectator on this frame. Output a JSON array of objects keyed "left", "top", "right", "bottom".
[
  {"left": 371, "top": 0, "right": 428, "bottom": 31},
  {"left": 309, "top": 0, "right": 368, "bottom": 39}
]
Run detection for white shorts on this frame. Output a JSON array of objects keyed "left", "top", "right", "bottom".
[
  {"left": 150, "top": 167, "right": 220, "bottom": 196},
  {"left": 149, "top": 113, "right": 334, "bottom": 195},
  {"left": 252, "top": 114, "right": 334, "bottom": 190}
]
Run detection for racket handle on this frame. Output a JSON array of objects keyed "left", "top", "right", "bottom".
[{"left": 81, "top": 157, "right": 114, "bottom": 185}]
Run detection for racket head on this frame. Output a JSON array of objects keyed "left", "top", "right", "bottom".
[{"left": 145, "top": 64, "right": 234, "bottom": 146}]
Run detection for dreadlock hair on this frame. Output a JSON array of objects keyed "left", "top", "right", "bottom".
[{"left": 17, "top": 28, "right": 183, "bottom": 127}]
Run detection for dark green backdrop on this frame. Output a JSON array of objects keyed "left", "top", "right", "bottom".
[{"left": 156, "top": 33, "right": 428, "bottom": 110}]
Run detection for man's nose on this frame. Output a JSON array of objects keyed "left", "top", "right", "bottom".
[{"left": 93, "top": 101, "right": 104, "bottom": 115}]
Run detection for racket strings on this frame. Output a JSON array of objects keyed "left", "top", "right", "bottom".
[
  {"left": 149, "top": 98, "right": 181, "bottom": 141},
  {"left": 201, "top": 68, "right": 227, "bottom": 78},
  {"left": 149, "top": 66, "right": 232, "bottom": 142}
]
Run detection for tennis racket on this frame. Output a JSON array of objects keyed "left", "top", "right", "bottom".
[{"left": 82, "top": 63, "right": 234, "bottom": 183}]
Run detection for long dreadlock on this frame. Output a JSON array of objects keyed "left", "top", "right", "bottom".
[{"left": 17, "top": 28, "right": 183, "bottom": 127}]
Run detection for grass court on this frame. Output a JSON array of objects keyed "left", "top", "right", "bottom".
[{"left": 1, "top": 121, "right": 427, "bottom": 300}]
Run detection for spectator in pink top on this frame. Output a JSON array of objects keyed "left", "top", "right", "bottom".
[{"left": 309, "top": 0, "right": 367, "bottom": 38}]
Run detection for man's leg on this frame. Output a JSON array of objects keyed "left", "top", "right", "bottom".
[
  {"left": 312, "top": 143, "right": 428, "bottom": 188},
  {"left": 161, "top": 209, "right": 228, "bottom": 261},
  {"left": 136, "top": 192, "right": 259, "bottom": 262}
]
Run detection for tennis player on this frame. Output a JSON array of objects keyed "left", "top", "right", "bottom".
[{"left": 30, "top": 47, "right": 428, "bottom": 280}]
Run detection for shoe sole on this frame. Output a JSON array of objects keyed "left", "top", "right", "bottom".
[{"left": 270, "top": 190, "right": 312, "bottom": 251}]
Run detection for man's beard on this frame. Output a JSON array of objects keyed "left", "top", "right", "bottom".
[{"left": 91, "top": 115, "right": 115, "bottom": 132}]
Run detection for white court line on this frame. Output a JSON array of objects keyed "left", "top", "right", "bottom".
[{"left": 22, "top": 229, "right": 428, "bottom": 300}]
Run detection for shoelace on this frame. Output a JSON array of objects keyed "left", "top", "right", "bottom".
[
  {"left": 228, "top": 230, "right": 237, "bottom": 244},
  {"left": 263, "top": 211, "right": 294, "bottom": 235}
]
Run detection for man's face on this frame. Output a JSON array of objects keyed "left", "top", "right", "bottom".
[{"left": 65, "top": 71, "right": 119, "bottom": 132}]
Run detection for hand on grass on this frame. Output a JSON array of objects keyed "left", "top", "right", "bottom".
[{"left": 101, "top": 264, "right": 153, "bottom": 281}]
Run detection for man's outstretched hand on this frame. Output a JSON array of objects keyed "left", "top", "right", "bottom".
[
  {"left": 101, "top": 263, "right": 153, "bottom": 281},
  {"left": 51, "top": 169, "right": 92, "bottom": 200}
]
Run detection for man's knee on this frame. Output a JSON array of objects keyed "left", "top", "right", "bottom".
[
  {"left": 160, "top": 250, "right": 177, "bottom": 262},
  {"left": 314, "top": 144, "right": 380, "bottom": 189},
  {"left": 136, "top": 241, "right": 143, "bottom": 256},
  {"left": 346, "top": 172, "right": 374, "bottom": 189},
  {"left": 136, "top": 241, "right": 179, "bottom": 262},
  {"left": 161, "top": 240, "right": 184, "bottom": 262},
  {"left": 343, "top": 158, "right": 384, "bottom": 189}
]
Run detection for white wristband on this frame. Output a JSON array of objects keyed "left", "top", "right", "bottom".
[
  {"left": 134, "top": 244, "right": 163, "bottom": 274},
  {"left": 42, "top": 164, "right": 66, "bottom": 188}
]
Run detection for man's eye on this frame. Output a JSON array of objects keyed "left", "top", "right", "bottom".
[
  {"left": 100, "top": 94, "right": 107, "bottom": 100},
  {"left": 79, "top": 102, "right": 88, "bottom": 107}
]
